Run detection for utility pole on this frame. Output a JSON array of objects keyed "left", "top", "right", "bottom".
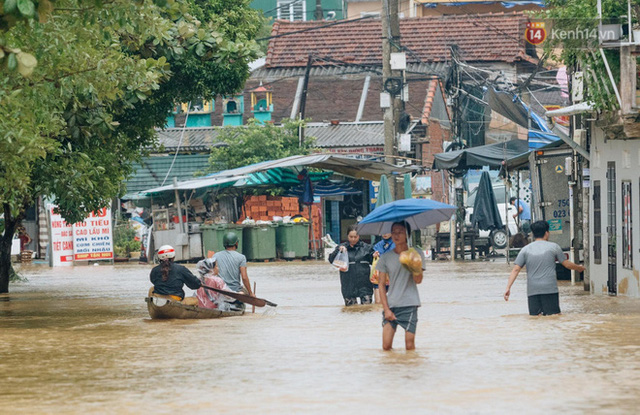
[
  {"left": 314, "top": 0, "right": 323, "bottom": 20},
  {"left": 382, "top": 0, "right": 402, "bottom": 199},
  {"left": 298, "top": 54, "right": 313, "bottom": 146}
]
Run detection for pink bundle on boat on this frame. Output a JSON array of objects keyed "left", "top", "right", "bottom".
[
  {"left": 195, "top": 258, "right": 232, "bottom": 310},
  {"left": 197, "top": 275, "right": 232, "bottom": 310}
]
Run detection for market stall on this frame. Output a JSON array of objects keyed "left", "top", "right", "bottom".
[{"left": 137, "top": 154, "right": 418, "bottom": 262}]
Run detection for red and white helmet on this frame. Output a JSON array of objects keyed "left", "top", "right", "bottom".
[{"left": 157, "top": 245, "right": 175, "bottom": 260}]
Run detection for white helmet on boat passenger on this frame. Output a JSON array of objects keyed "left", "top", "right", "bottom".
[{"left": 157, "top": 245, "right": 175, "bottom": 260}]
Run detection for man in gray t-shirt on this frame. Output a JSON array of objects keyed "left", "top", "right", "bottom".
[
  {"left": 376, "top": 221, "right": 425, "bottom": 351},
  {"left": 213, "top": 232, "right": 255, "bottom": 309},
  {"left": 504, "top": 221, "right": 585, "bottom": 315}
]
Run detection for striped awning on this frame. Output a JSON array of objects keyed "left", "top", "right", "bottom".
[
  {"left": 240, "top": 168, "right": 331, "bottom": 187},
  {"left": 285, "top": 180, "right": 362, "bottom": 197}
]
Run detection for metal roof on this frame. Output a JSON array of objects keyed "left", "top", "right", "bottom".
[
  {"left": 251, "top": 63, "right": 448, "bottom": 80},
  {"left": 155, "top": 127, "right": 223, "bottom": 151},
  {"left": 306, "top": 122, "right": 385, "bottom": 147},
  {"left": 123, "top": 154, "right": 210, "bottom": 199},
  {"left": 154, "top": 123, "right": 399, "bottom": 150},
  {"left": 138, "top": 154, "right": 419, "bottom": 196}
]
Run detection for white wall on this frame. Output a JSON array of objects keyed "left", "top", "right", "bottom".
[{"left": 589, "top": 126, "right": 640, "bottom": 297}]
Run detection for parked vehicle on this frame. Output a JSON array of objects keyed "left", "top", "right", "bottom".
[
  {"left": 465, "top": 184, "right": 518, "bottom": 249},
  {"left": 528, "top": 146, "right": 575, "bottom": 279}
]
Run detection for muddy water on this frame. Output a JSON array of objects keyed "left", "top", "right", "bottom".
[{"left": 1, "top": 260, "right": 639, "bottom": 414}]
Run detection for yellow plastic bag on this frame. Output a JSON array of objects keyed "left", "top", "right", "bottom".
[
  {"left": 399, "top": 248, "right": 422, "bottom": 274},
  {"left": 370, "top": 257, "right": 379, "bottom": 284}
]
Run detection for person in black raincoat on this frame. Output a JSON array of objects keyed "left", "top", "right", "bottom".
[{"left": 328, "top": 225, "right": 374, "bottom": 306}]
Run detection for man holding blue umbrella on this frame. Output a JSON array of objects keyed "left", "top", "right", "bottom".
[
  {"left": 375, "top": 221, "right": 425, "bottom": 351},
  {"left": 358, "top": 198, "right": 456, "bottom": 350}
]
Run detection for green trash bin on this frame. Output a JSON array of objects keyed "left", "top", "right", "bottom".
[
  {"left": 243, "top": 224, "right": 277, "bottom": 260},
  {"left": 276, "top": 222, "right": 310, "bottom": 259},
  {"left": 201, "top": 224, "right": 244, "bottom": 256}
]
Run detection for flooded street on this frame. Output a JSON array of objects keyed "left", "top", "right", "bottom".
[{"left": 1, "top": 260, "right": 639, "bottom": 414}]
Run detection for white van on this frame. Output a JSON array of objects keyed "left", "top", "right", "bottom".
[{"left": 465, "top": 184, "right": 518, "bottom": 249}]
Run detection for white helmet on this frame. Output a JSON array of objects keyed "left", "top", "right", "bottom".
[{"left": 157, "top": 245, "right": 175, "bottom": 260}]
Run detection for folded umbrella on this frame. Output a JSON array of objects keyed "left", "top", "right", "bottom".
[{"left": 471, "top": 171, "right": 503, "bottom": 231}]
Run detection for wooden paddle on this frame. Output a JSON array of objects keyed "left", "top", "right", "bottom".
[{"left": 202, "top": 285, "right": 277, "bottom": 308}]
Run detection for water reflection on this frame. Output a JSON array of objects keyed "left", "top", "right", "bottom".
[{"left": 0, "top": 260, "right": 638, "bottom": 414}]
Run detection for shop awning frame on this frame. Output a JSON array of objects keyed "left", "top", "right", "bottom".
[{"left": 138, "top": 153, "right": 418, "bottom": 197}]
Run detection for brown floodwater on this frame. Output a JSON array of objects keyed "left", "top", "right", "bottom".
[{"left": 1, "top": 259, "right": 639, "bottom": 414}]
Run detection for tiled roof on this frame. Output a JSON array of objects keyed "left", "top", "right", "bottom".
[
  {"left": 124, "top": 154, "right": 211, "bottom": 197},
  {"left": 420, "top": 79, "right": 451, "bottom": 125},
  {"left": 267, "top": 13, "right": 534, "bottom": 69}
]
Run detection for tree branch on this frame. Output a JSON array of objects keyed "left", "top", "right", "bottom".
[{"left": 10, "top": 66, "right": 100, "bottom": 92}]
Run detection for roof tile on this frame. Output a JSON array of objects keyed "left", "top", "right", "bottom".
[{"left": 267, "top": 13, "right": 532, "bottom": 68}]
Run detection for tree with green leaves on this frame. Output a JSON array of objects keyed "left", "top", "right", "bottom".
[
  {"left": 206, "top": 119, "right": 315, "bottom": 171},
  {"left": 539, "top": 0, "right": 640, "bottom": 110},
  {"left": 0, "top": 0, "right": 263, "bottom": 293}
]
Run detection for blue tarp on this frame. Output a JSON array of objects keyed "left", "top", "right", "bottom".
[
  {"left": 528, "top": 130, "right": 561, "bottom": 149},
  {"left": 485, "top": 88, "right": 560, "bottom": 149}
]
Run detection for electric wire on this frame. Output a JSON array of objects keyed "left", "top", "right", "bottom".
[{"left": 161, "top": 101, "right": 191, "bottom": 186}]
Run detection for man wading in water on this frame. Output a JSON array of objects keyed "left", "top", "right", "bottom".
[
  {"left": 504, "top": 220, "right": 585, "bottom": 316},
  {"left": 375, "top": 222, "right": 425, "bottom": 351}
]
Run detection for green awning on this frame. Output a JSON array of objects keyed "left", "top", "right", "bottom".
[{"left": 241, "top": 168, "right": 331, "bottom": 186}]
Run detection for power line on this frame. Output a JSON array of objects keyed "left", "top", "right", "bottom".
[
  {"left": 262, "top": 0, "right": 304, "bottom": 17},
  {"left": 256, "top": 15, "right": 376, "bottom": 42}
]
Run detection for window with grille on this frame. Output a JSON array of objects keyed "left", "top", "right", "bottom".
[
  {"left": 593, "top": 180, "right": 601, "bottom": 264},
  {"left": 278, "top": 0, "right": 305, "bottom": 21}
]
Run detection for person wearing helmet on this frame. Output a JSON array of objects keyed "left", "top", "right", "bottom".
[
  {"left": 213, "top": 232, "right": 254, "bottom": 310},
  {"left": 149, "top": 245, "right": 202, "bottom": 303}
]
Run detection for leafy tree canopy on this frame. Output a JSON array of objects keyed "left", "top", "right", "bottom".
[
  {"left": 206, "top": 119, "right": 315, "bottom": 171},
  {"left": 539, "top": 0, "right": 640, "bottom": 110},
  {"left": 0, "top": 0, "right": 263, "bottom": 292}
]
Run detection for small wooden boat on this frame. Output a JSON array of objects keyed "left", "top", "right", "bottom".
[{"left": 145, "top": 296, "right": 244, "bottom": 319}]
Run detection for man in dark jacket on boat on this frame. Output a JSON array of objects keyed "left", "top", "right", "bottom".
[{"left": 150, "top": 245, "right": 202, "bottom": 304}]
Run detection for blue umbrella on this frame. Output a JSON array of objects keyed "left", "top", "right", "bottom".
[{"left": 357, "top": 198, "right": 456, "bottom": 235}]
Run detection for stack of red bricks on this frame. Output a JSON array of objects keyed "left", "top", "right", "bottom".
[
  {"left": 301, "top": 203, "right": 322, "bottom": 243},
  {"left": 240, "top": 195, "right": 301, "bottom": 222},
  {"left": 239, "top": 195, "right": 323, "bottom": 246}
]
